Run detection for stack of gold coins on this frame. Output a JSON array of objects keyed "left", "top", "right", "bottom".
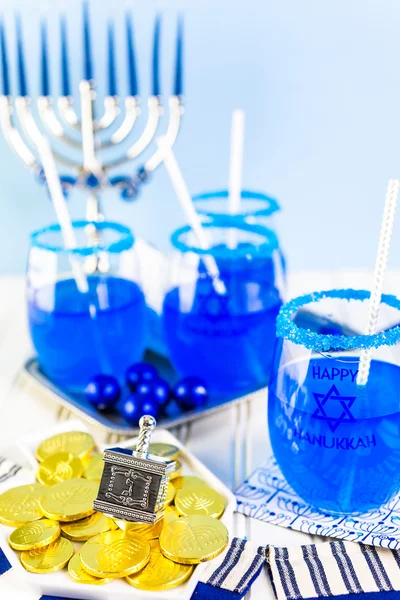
[{"left": 0, "top": 436, "right": 229, "bottom": 591}]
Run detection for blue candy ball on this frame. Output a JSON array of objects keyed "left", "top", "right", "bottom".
[
  {"left": 136, "top": 381, "right": 153, "bottom": 398},
  {"left": 173, "top": 376, "right": 209, "bottom": 411},
  {"left": 85, "top": 374, "right": 121, "bottom": 411},
  {"left": 126, "top": 363, "right": 158, "bottom": 391},
  {"left": 120, "top": 394, "right": 142, "bottom": 425},
  {"left": 152, "top": 378, "right": 171, "bottom": 407},
  {"left": 141, "top": 398, "right": 161, "bottom": 420}
]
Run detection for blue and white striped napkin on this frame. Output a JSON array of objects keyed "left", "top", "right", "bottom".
[
  {"left": 268, "top": 541, "right": 400, "bottom": 600},
  {"left": 0, "top": 547, "right": 11, "bottom": 577},
  {"left": 190, "top": 538, "right": 266, "bottom": 599}
]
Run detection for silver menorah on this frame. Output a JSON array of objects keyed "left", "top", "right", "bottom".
[{"left": 0, "top": 4, "right": 184, "bottom": 222}]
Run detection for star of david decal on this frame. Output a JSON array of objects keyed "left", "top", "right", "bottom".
[
  {"left": 312, "top": 384, "right": 356, "bottom": 432},
  {"left": 197, "top": 292, "right": 230, "bottom": 322}
]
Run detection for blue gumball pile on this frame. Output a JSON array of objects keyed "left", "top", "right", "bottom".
[{"left": 85, "top": 362, "right": 209, "bottom": 427}]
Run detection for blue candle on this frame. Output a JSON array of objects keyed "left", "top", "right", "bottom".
[
  {"left": 40, "top": 20, "right": 50, "bottom": 96},
  {"left": 0, "top": 18, "right": 10, "bottom": 96},
  {"left": 60, "top": 15, "right": 71, "bottom": 96},
  {"left": 15, "top": 14, "right": 28, "bottom": 97},
  {"left": 125, "top": 12, "right": 138, "bottom": 97},
  {"left": 83, "top": 2, "right": 93, "bottom": 81},
  {"left": 174, "top": 15, "right": 183, "bottom": 96},
  {"left": 152, "top": 13, "right": 161, "bottom": 96},
  {"left": 107, "top": 21, "right": 117, "bottom": 96}
]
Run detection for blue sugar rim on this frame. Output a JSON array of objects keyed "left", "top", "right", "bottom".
[
  {"left": 192, "top": 189, "right": 280, "bottom": 218},
  {"left": 31, "top": 220, "right": 134, "bottom": 256},
  {"left": 171, "top": 217, "right": 279, "bottom": 258},
  {"left": 277, "top": 288, "right": 400, "bottom": 351}
]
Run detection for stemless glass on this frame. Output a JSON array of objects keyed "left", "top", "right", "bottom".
[
  {"left": 193, "top": 189, "right": 286, "bottom": 274},
  {"left": 268, "top": 289, "right": 400, "bottom": 514},
  {"left": 162, "top": 217, "right": 285, "bottom": 399},
  {"left": 27, "top": 220, "right": 147, "bottom": 393}
]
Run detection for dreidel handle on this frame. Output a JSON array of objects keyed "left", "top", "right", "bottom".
[{"left": 136, "top": 415, "right": 156, "bottom": 456}]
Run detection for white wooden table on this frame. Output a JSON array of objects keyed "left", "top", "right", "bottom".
[{"left": 0, "top": 270, "right": 396, "bottom": 599}]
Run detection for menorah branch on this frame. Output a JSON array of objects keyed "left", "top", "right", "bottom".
[
  {"left": 0, "top": 95, "right": 37, "bottom": 168},
  {"left": 57, "top": 96, "right": 80, "bottom": 129},
  {"left": 38, "top": 96, "right": 82, "bottom": 148},
  {"left": 15, "top": 96, "right": 81, "bottom": 169},
  {"left": 101, "top": 96, "right": 140, "bottom": 148},
  {"left": 146, "top": 95, "right": 183, "bottom": 173},
  {"left": 103, "top": 95, "right": 161, "bottom": 171},
  {"left": 95, "top": 95, "right": 119, "bottom": 130}
]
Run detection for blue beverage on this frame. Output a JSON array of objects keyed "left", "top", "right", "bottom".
[
  {"left": 28, "top": 276, "right": 147, "bottom": 392},
  {"left": 269, "top": 355, "right": 400, "bottom": 513},
  {"left": 163, "top": 255, "right": 282, "bottom": 398}
]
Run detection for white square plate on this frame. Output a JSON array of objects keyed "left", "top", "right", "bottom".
[{"left": 1, "top": 422, "right": 235, "bottom": 600}]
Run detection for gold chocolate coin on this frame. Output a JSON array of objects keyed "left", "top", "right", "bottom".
[
  {"left": 130, "top": 442, "right": 180, "bottom": 460},
  {"left": 21, "top": 536, "right": 74, "bottom": 573},
  {"left": 148, "top": 443, "right": 180, "bottom": 460},
  {"left": 9, "top": 519, "right": 60, "bottom": 551},
  {"left": 40, "top": 478, "right": 98, "bottom": 522},
  {"left": 60, "top": 512, "right": 116, "bottom": 541},
  {"left": 126, "top": 539, "right": 194, "bottom": 591},
  {"left": 115, "top": 518, "right": 163, "bottom": 540},
  {"left": 172, "top": 476, "right": 207, "bottom": 491},
  {"left": 0, "top": 483, "right": 44, "bottom": 526},
  {"left": 84, "top": 454, "right": 104, "bottom": 481},
  {"left": 165, "top": 483, "right": 176, "bottom": 506},
  {"left": 37, "top": 452, "right": 84, "bottom": 486},
  {"left": 159, "top": 515, "right": 228, "bottom": 564},
  {"left": 80, "top": 530, "right": 151, "bottom": 578},
  {"left": 170, "top": 460, "right": 183, "bottom": 480},
  {"left": 163, "top": 505, "right": 180, "bottom": 524},
  {"left": 36, "top": 431, "right": 95, "bottom": 462},
  {"left": 175, "top": 485, "right": 225, "bottom": 519},
  {"left": 68, "top": 553, "right": 113, "bottom": 585}
]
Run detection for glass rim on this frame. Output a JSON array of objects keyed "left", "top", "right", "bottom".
[
  {"left": 30, "top": 220, "right": 134, "bottom": 256},
  {"left": 192, "top": 189, "right": 280, "bottom": 218},
  {"left": 277, "top": 288, "right": 400, "bottom": 351},
  {"left": 171, "top": 217, "right": 279, "bottom": 257}
]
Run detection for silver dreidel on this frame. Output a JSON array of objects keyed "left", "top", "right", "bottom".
[{"left": 93, "top": 416, "right": 175, "bottom": 523}]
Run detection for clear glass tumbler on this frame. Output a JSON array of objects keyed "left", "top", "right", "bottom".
[
  {"left": 27, "top": 220, "right": 147, "bottom": 392},
  {"left": 162, "top": 217, "right": 285, "bottom": 399},
  {"left": 193, "top": 189, "right": 286, "bottom": 274},
  {"left": 269, "top": 288, "right": 400, "bottom": 514}
]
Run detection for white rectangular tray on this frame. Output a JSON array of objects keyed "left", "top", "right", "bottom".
[{"left": 1, "top": 421, "right": 236, "bottom": 600}]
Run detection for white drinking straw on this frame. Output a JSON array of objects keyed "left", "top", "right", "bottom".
[
  {"left": 157, "top": 137, "right": 226, "bottom": 295},
  {"left": 228, "top": 109, "right": 245, "bottom": 249},
  {"left": 356, "top": 178, "right": 400, "bottom": 387},
  {"left": 35, "top": 135, "right": 89, "bottom": 294},
  {"left": 35, "top": 136, "right": 112, "bottom": 374}
]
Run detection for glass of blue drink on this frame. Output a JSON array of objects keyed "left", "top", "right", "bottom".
[
  {"left": 269, "top": 288, "right": 400, "bottom": 514},
  {"left": 193, "top": 189, "right": 286, "bottom": 275},
  {"left": 162, "top": 217, "right": 285, "bottom": 399},
  {"left": 27, "top": 221, "right": 147, "bottom": 393}
]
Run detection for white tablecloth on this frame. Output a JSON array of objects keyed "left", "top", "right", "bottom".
[{"left": 0, "top": 269, "right": 396, "bottom": 599}]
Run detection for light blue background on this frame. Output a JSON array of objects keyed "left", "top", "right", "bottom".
[{"left": 2, "top": 0, "right": 400, "bottom": 274}]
